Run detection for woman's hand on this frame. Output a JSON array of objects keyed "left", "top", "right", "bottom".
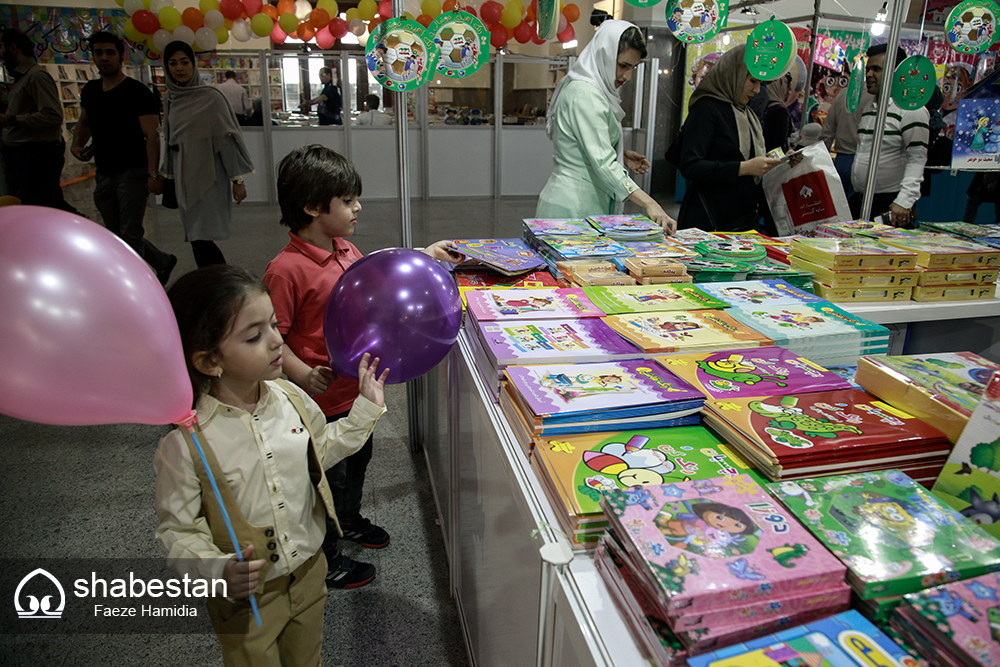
[
  {"left": 624, "top": 150, "right": 651, "bottom": 174},
  {"left": 739, "top": 157, "right": 782, "bottom": 177},
  {"left": 357, "top": 352, "right": 389, "bottom": 407},
  {"left": 645, "top": 201, "right": 678, "bottom": 235},
  {"left": 423, "top": 240, "right": 466, "bottom": 264},
  {"left": 232, "top": 182, "right": 247, "bottom": 204},
  {"left": 222, "top": 545, "right": 264, "bottom": 600}
]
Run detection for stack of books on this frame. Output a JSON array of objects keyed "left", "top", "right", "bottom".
[
  {"left": 789, "top": 237, "right": 920, "bottom": 302},
  {"left": 874, "top": 233, "right": 1000, "bottom": 301},
  {"left": 701, "top": 390, "right": 953, "bottom": 483},
  {"left": 521, "top": 218, "right": 628, "bottom": 275},
  {"left": 530, "top": 426, "right": 759, "bottom": 547},
  {"left": 723, "top": 301, "right": 890, "bottom": 367},
  {"left": 582, "top": 284, "right": 727, "bottom": 315},
  {"left": 453, "top": 269, "right": 562, "bottom": 306},
  {"left": 695, "top": 239, "right": 768, "bottom": 264},
  {"left": 598, "top": 475, "right": 850, "bottom": 656},
  {"left": 768, "top": 470, "right": 1000, "bottom": 623},
  {"left": 587, "top": 214, "right": 665, "bottom": 241},
  {"left": 696, "top": 279, "right": 824, "bottom": 309},
  {"left": 499, "top": 360, "right": 705, "bottom": 453},
  {"left": 856, "top": 351, "right": 1000, "bottom": 443},
  {"left": 617, "top": 239, "right": 698, "bottom": 260},
  {"left": 712, "top": 231, "right": 791, "bottom": 264},
  {"left": 814, "top": 220, "right": 895, "bottom": 238},
  {"left": 891, "top": 573, "right": 1000, "bottom": 665},
  {"left": 918, "top": 220, "right": 1000, "bottom": 240},
  {"left": 557, "top": 260, "right": 637, "bottom": 287},
  {"left": 652, "top": 346, "right": 854, "bottom": 400},
  {"left": 742, "top": 260, "right": 816, "bottom": 292},
  {"left": 611, "top": 257, "right": 693, "bottom": 285},
  {"left": 449, "top": 238, "right": 546, "bottom": 275},
  {"left": 465, "top": 287, "right": 605, "bottom": 325},
  {"left": 688, "top": 610, "right": 917, "bottom": 667},
  {"left": 680, "top": 258, "right": 755, "bottom": 283},
  {"left": 602, "top": 310, "right": 772, "bottom": 356},
  {"left": 465, "top": 317, "right": 643, "bottom": 401},
  {"left": 671, "top": 228, "right": 722, "bottom": 246}
]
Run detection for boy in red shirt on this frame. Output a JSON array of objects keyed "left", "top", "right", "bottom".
[{"left": 264, "top": 145, "right": 463, "bottom": 588}]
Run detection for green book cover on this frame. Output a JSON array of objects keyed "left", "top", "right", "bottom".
[
  {"left": 582, "top": 284, "right": 728, "bottom": 315},
  {"left": 767, "top": 470, "right": 1000, "bottom": 599}
]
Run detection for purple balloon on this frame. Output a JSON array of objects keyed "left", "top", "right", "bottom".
[{"left": 324, "top": 248, "right": 462, "bottom": 385}]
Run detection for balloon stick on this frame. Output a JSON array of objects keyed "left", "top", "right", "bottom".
[{"left": 177, "top": 411, "right": 263, "bottom": 628}]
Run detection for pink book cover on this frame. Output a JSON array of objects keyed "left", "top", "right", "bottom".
[
  {"left": 903, "top": 573, "right": 1000, "bottom": 666},
  {"left": 465, "top": 288, "right": 605, "bottom": 321},
  {"left": 671, "top": 580, "right": 851, "bottom": 631},
  {"left": 601, "top": 474, "right": 846, "bottom": 614}
]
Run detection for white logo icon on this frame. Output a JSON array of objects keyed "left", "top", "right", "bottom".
[
  {"left": 799, "top": 185, "right": 814, "bottom": 199},
  {"left": 14, "top": 568, "right": 66, "bottom": 619}
]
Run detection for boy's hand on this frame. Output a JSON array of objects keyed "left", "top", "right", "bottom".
[
  {"left": 222, "top": 545, "right": 264, "bottom": 600},
  {"left": 357, "top": 352, "right": 389, "bottom": 407},
  {"left": 423, "top": 240, "right": 466, "bottom": 264},
  {"left": 304, "top": 366, "right": 335, "bottom": 395}
]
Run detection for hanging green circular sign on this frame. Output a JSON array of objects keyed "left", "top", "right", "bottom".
[
  {"left": 367, "top": 18, "right": 440, "bottom": 93},
  {"left": 744, "top": 19, "right": 796, "bottom": 81},
  {"left": 891, "top": 55, "right": 937, "bottom": 110},
  {"left": 845, "top": 56, "right": 865, "bottom": 113},
  {"left": 427, "top": 11, "right": 488, "bottom": 79},
  {"left": 536, "top": 0, "right": 559, "bottom": 41},
  {"left": 665, "top": 0, "right": 730, "bottom": 44},
  {"left": 945, "top": 0, "right": 1000, "bottom": 54}
]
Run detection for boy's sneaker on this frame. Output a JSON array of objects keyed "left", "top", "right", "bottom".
[
  {"left": 339, "top": 514, "right": 390, "bottom": 549},
  {"left": 326, "top": 554, "right": 376, "bottom": 589}
]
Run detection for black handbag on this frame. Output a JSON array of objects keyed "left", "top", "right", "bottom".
[{"left": 161, "top": 178, "right": 178, "bottom": 209}]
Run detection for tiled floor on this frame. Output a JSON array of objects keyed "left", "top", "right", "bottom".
[{"left": 2, "top": 179, "right": 676, "bottom": 666}]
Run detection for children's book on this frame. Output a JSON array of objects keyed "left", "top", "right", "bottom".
[
  {"left": 933, "top": 371, "right": 1000, "bottom": 541},
  {"left": 812, "top": 284, "right": 914, "bottom": 302},
  {"left": 742, "top": 261, "right": 816, "bottom": 293},
  {"left": 454, "top": 270, "right": 560, "bottom": 289},
  {"left": 522, "top": 218, "right": 599, "bottom": 236},
  {"left": 465, "top": 288, "right": 605, "bottom": 322},
  {"left": 895, "top": 573, "right": 1000, "bottom": 667},
  {"left": 815, "top": 220, "right": 896, "bottom": 238},
  {"left": 671, "top": 228, "right": 723, "bottom": 245},
  {"left": 695, "top": 239, "right": 768, "bottom": 263},
  {"left": 687, "top": 610, "right": 915, "bottom": 667},
  {"left": 602, "top": 310, "right": 773, "bottom": 355},
  {"left": 878, "top": 235, "right": 1000, "bottom": 269},
  {"left": 534, "top": 236, "right": 632, "bottom": 259},
  {"left": 704, "top": 390, "right": 951, "bottom": 480},
  {"left": 767, "top": 470, "right": 1000, "bottom": 599},
  {"left": 916, "top": 266, "right": 999, "bottom": 286},
  {"left": 681, "top": 258, "right": 754, "bottom": 282},
  {"left": 696, "top": 280, "right": 825, "bottom": 309},
  {"left": 789, "top": 256, "right": 920, "bottom": 287},
  {"left": 472, "top": 317, "right": 643, "bottom": 367},
  {"left": 857, "top": 352, "right": 1000, "bottom": 443},
  {"left": 919, "top": 220, "right": 1000, "bottom": 239},
  {"left": 725, "top": 302, "right": 889, "bottom": 347},
  {"left": 583, "top": 284, "right": 728, "bottom": 314},
  {"left": 790, "top": 237, "right": 919, "bottom": 270},
  {"left": 502, "top": 359, "right": 704, "bottom": 428},
  {"left": 618, "top": 239, "right": 698, "bottom": 259},
  {"left": 913, "top": 284, "right": 998, "bottom": 301},
  {"left": 587, "top": 214, "right": 664, "bottom": 240},
  {"left": 449, "top": 238, "right": 546, "bottom": 275},
  {"left": 652, "top": 347, "right": 853, "bottom": 400},
  {"left": 600, "top": 474, "right": 846, "bottom": 614}
]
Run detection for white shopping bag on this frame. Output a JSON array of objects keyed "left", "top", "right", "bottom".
[{"left": 763, "top": 142, "right": 852, "bottom": 236}]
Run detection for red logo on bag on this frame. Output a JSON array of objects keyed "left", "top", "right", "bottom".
[{"left": 781, "top": 171, "right": 835, "bottom": 227}]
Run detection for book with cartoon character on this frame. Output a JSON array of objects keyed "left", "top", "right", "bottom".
[
  {"left": 522, "top": 218, "right": 600, "bottom": 237},
  {"left": 582, "top": 284, "right": 728, "bottom": 314},
  {"left": 893, "top": 573, "right": 1000, "bottom": 667},
  {"left": 449, "top": 238, "right": 547, "bottom": 275},
  {"left": 857, "top": 352, "right": 1000, "bottom": 443},
  {"left": 703, "top": 390, "right": 952, "bottom": 481},
  {"left": 767, "top": 470, "right": 1000, "bottom": 599},
  {"left": 599, "top": 474, "right": 846, "bottom": 615},
  {"left": 601, "top": 310, "right": 773, "bottom": 355},
  {"left": 697, "top": 280, "right": 826, "bottom": 309},
  {"left": 618, "top": 239, "right": 699, "bottom": 259},
  {"left": 877, "top": 234, "right": 1000, "bottom": 269},
  {"left": 465, "top": 288, "right": 605, "bottom": 322},
  {"left": 501, "top": 360, "right": 704, "bottom": 434},
  {"left": 531, "top": 427, "right": 764, "bottom": 545},
  {"left": 789, "top": 237, "right": 919, "bottom": 270},
  {"left": 652, "top": 347, "right": 853, "bottom": 400},
  {"left": 533, "top": 235, "right": 632, "bottom": 260},
  {"left": 933, "top": 371, "right": 1000, "bottom": 542},
  {"left": 587, "top": 214, "right": 666, "bottom": 241},
  {"left": 473, "top": 317, "right": 643, "bottom": 367},
  {"left": 687, "top": 610, "right": 914, "bottom": 667}
]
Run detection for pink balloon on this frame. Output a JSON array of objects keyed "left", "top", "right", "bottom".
[
  {"left": 271, "top": 22, "right": 287, "bottom": 43},
  {"left": 315, "top": 25, "right": 335, "bottom": 48},
  {"left": 243, "top": 0, "right": 263, "bottom": 16},
  {"left": 0, "top": 206, "right": 192, "bottom": 426}
]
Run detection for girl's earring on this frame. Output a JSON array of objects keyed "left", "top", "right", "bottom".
[{"left": 217, "top": 371, "right": 222, "bottom": 378}]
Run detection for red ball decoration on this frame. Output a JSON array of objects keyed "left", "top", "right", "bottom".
[
  {"left": 512, "top": 20, "right": 532, "bottom": 43},
  {"left": 378, "top": 0, "right": 392, "bottom": 17},
  {"left": 132, "top": 9, "right": 160, "bottom": 34},
  {"left": 329, "top": 16, "right": 349, "bottom": 37},
  {"left": 489, "top": 22, "right": 508, "bottom": 48},
  {"left": 556, "top": 23, "right": 574, "bottom": 43},
  {"left": 220, "top": 0, "right": 244, "bottom": 20},
  {"left": 462, "top": 6, "right": 477, "bottom": 16},
  {"left": 480, "top": 0, "right": 502, "bottom": 24}
]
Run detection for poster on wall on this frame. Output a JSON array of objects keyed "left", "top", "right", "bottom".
[
  {"left": 0, "top": 5, "right": 131, "bottom": 64},
  {"left": 952, "top": 97, "right": 1000, "bottom": 169},
  {"left": 682, "top": 31, "right": 749, "bottom": 120}
]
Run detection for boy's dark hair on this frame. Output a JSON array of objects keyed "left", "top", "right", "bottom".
[
  {"left": 89, "top": 31, "right": 124, "bottom": 58},
  {"left": 224, "top": 70, "right": 237, "bottom": 79},
  {"left": 277, "top": 144, "right": 362, "bottom": 232},
  {"left": 365, "top": 93, "right": 380, "bottom": 110},
  {"left": 866, "top": 43, "right": 907, "bottom": 68},
  {"left": 167, "top": 265, "right": 269, "bottom": 404},
  {"left": 619, "top": 26, "right": 647, "bottom": 59},
  {"left": 1, "top": 30, "right": 37, "bottom": 61}
]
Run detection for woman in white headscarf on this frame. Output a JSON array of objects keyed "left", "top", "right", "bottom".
[
  {"left": 161, "top": 41, "right": 254, "bottom": 268},
  {"left": 677, "top": 44, "right": 781, "bottom": 233},
  {"left": 537, "top": 21, "right": 675, "bottom": 233}
]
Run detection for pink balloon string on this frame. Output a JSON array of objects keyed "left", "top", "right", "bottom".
[{"left": 177, "top": 411, "right": 263, "bottom": 628}]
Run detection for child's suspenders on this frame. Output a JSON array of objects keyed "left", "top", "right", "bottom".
[{"left": 178, "top": 379, "right": 341, "bottom": 593}]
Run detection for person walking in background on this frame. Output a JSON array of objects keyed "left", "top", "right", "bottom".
[
  {"left": 161, "top": 41, "right": 254, "bottom": 268},
  {"left": 353, "top": 94, "right": 392, "bottom": 126},
  {"left": 536, "top": 20, "right": 674, "bottom": 232},
  {"left": 850, "top": 43, "right": 929, "bottom": 226},
  {"left": 218, "top": 70, "right": 251, "bottom": 125},
  {"left": 821, "top": 86, "right": 874, "bottom": 200},
  {"left": 304, "top": 67, "right": 342, "bottom": 126},
  {"left": 0, "top": 29, "right": 78, "bottom": 212},
  {"left": 72, "top": 31, "right": 176, "bottom": 286},
  {"left": 675, "top": 45, "right": 781, "bottom": 233}
]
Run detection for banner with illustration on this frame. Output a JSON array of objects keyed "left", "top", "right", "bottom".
[
  {"left": 952, "top": 97, "right": 1000, "bottom": 169},
  {"left": 0, "top": 5, "right": 140, "bottom": 64},
  {"left": 682, "top": 31, "right": 750, "bottom": 121}
]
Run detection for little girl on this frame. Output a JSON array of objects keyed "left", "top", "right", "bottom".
[{"left": 154, "top": 265, "right": 389, "bottom": 666}]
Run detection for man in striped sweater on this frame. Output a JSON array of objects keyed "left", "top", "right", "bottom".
[{"left": 850, "top": 43, "right": 929, "bottom": 227}]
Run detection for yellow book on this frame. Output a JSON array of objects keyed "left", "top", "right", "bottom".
[
  {"left": 790, "top": 238, "right": 918, "bottom": 270},
  {"left": 911, "top": 283, "right": 997, "bottom": 302},
  {"left": 812, "top": 283, "right": 913, "bottom": 302},
  {"left": 878, "top": 235, "right": 1000, "bottom": 269},
  {"left": 789, "top": 256, "right": 919, "bottom": 287}
]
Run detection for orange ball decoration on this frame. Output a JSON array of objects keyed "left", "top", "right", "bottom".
[
  {"left": 416, "top": 12, "right": 432, "bottom": 26},
  {"left": 561, "top": 2, "right": 579, "bottom": 22},
  {"left": 182, "top": 7, "right": 205, "bottom": 29},
  {"left": 310, "top": 7, "right": 330, "bottom": 27},
  {"left": 297, "top": 19, "right": 316, "bottom": 40},
  {"left": 276, "top": 0, "right": 294, "bottom": 14},
  {"left": 260, "top": 4, "right": 279, "bottom": 19},
  {"left": 442, "top": 0, "right": 459, "bottom": 10}
]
